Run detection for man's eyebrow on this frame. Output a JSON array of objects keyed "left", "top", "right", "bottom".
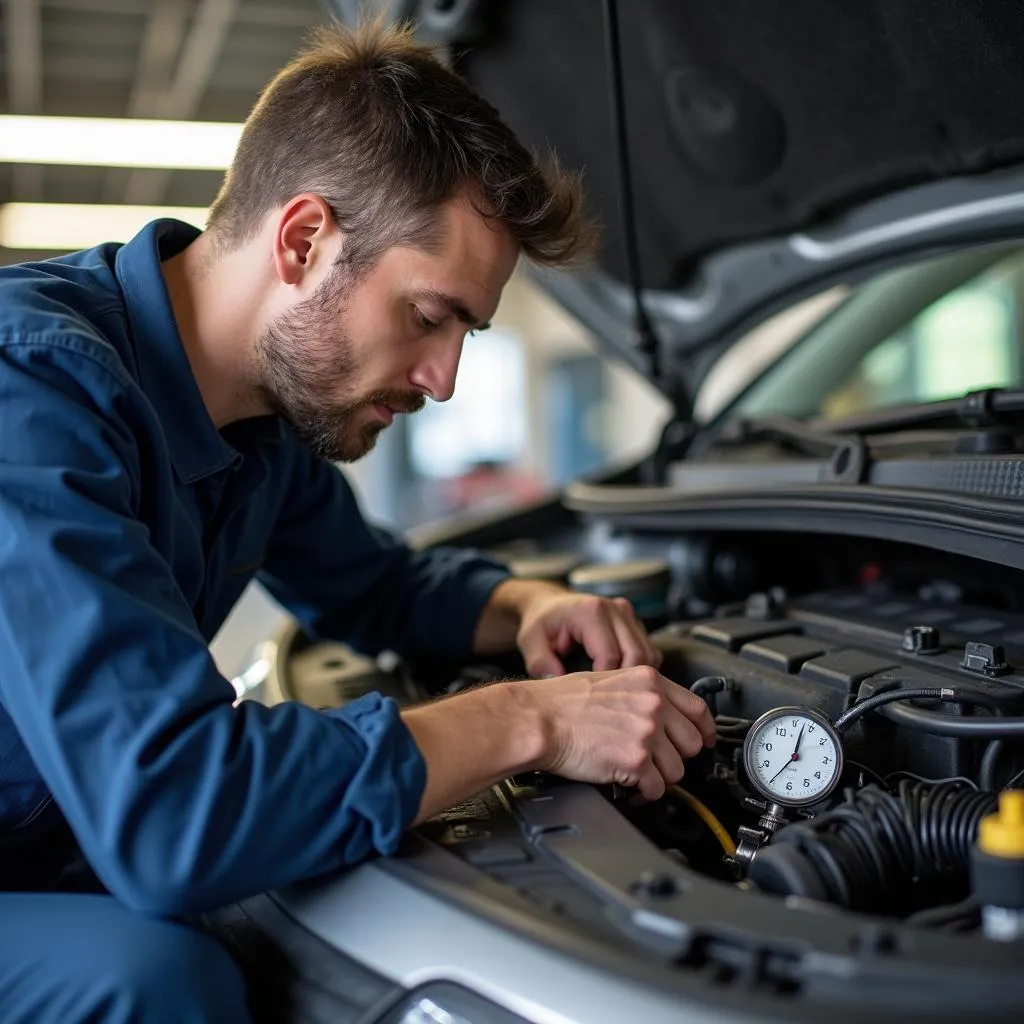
[{"left": 418, "top": 289, "right": 491, "bottom": 331}]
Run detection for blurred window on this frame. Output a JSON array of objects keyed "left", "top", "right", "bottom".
[
  {"left": 819, "top": 272, "right": 1019, "bottom": 418},
  {"left": 729, "top": 245, "right": 1024, "bottom": 423},
  {"left": 408, "top": 329, "right": 527, "bottom": 480}
]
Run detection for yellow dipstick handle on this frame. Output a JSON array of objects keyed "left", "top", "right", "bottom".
[{"left": 979, "top": 791, "right": 1024, "bottom": 859}]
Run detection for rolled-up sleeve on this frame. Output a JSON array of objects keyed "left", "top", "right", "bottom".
[
  {"left": 0, "top": 339, "right": 425, "bottom": 914},
  {"left": 258, "top": 439, "right": 510, "bottom": 659}
]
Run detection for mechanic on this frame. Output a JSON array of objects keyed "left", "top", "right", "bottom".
[{"left": 0, "top": 20, "right": 716, "bottom": 1023}]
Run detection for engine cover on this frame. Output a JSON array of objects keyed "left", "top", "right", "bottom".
[{"left": 657, "top": 586, "right": 1024, "bottom": 783}]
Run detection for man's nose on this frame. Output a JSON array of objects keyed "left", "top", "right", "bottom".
[{"left": 409, "top": 334, "right": 463, "bottom": 403}]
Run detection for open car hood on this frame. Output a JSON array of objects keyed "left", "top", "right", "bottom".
[{"left": 327, "top": 0, "right": 1024, "bottom": 414}]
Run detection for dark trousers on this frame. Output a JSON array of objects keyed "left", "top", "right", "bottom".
[{"left": 0, "top": 892, "right": 252, "bottom": 1023}]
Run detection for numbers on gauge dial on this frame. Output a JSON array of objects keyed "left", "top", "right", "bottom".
[{"left": 749, "top": 712, "right": 840, "bottom": 801}]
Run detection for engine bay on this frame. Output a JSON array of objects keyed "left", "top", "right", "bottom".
[
  {"left": 628, "top": 585, "right": 1021, "bottom": 919},
  {"left": 251, "top": 525, "right": 1024, "bottom": 1010},
  {"left": 417, "top": 576, "right": 1020, "bottom": 913}
]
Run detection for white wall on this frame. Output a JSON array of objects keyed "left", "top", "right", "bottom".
[{"left": 487, "top": 268, "right": 672, "bottom": 479}]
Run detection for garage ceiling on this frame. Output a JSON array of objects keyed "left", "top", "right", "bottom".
[{"left": 0, "top": 0, "right": 326, "bottom": 214}]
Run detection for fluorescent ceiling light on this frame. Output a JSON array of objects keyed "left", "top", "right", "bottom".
[
  {"left": 0, "top": 115, "right": 241, "bottom": 170},
  {"left": 0, "top": 203, "right": 208, "bottom": 251}
]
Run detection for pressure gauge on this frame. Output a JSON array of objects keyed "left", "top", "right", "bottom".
[{"left": 742, "top": 706, "right": 844, "bottom": 808}]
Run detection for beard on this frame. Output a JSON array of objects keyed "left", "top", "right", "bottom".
[{"left": 253, "top": 268, "right": 424, "bottom": 462}]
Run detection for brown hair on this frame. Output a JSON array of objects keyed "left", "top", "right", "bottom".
[{"left": 206, "top": 18, "right": 598, "bottom": 274}]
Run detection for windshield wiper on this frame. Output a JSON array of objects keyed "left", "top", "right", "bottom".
[
  {"left": 811, "top": 387, "right": 1024, "bottom": 437},
  {"left": 717, "top": 388, "right": 1024, "bottom": 484}
]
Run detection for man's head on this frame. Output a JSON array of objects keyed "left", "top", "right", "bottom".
[{"left": 204, "top": 19, "right": 597, "bottom": 461}]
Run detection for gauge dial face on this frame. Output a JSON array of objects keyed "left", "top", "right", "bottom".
[{"left": 743, "top": 707, "right": 843, "bottom": 807}]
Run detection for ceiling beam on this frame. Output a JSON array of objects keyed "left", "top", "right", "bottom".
[
  {"left": 43, "top": 0, "right": 147, "bottom": 13},
  {"left": 123, "top": 0, "right": 240, "bottom": 206},
  {"left": 44, "top": 0, "right": 318, "bottom": 26},
  {"left": 103, "top": 0, "right": 188, "bottom": 201},
  {"left": 156, "top": 0, "right": 241, "bottom": 121},
  {"left": 127, "top": 0, "right": 190, "bottom": 117},
  {"left": 6, "top": 0, "right": 42, "bottom": 112},
  {"left": 4, "top": 0, "right": 44, "bottom": 201}
]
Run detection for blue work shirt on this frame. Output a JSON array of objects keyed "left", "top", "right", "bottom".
[{"left": 0, "top": 219, "right": 509, "bottom": 913}]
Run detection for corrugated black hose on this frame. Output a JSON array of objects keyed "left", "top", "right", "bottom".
[{"left": 748, "top": 781, "right": 997, "bottom": 913}]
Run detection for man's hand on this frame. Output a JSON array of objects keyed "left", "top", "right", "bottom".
[
  {"left": 534, "top": 666, "right": 715, "bottom": 800},
  {"left": 402, "top": 665, "right": 716, "bottom": 822},
  {"left": 474, "top": 578, "right": 662, "bottom": 675}
]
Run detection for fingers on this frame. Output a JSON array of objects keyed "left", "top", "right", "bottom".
[
  {"left": 609, "top": 597, "right": 661, "bottom": 669},
  {"left": 520, "top": 591, "right": 662, "bottom": 675},
  {"left": 636, "top": 763, "right": 667, "bottom": 801},
  {"left": 629, "top": 733, "right": 693, "bottom": 801},
  {"left": 617, "top": 734, "right": 687, "bottom": 801},
  {"left": 575, "top": 599, "right": 623, "bottom": 671},
  {"left": 624, "top": 674, "right": 710, "bottom": 797},
  {"left": 651, "top": 734, "right": 685, "bottom": 786},
  {"left": 605, "top": 666, "right": 715, "bottom": 752},
  {"left": 519, "top": 630, "right": 566, "bottom": 679},
  {"left": 664, "top": 683, "right": 717, "bottom": 748},
  {"left": 575, "top": 597, "right": 662, "bottom": 671},
  {"left": 615, "top": 673, "right": 702, "bottom": 798},
  {"left": 633, "top": 737, "right": 686, "bottom": 801},
  {"left": 662, "top": 706, "right": 707, "bottom": 761}
]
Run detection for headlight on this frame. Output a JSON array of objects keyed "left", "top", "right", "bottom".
[{"left": 380, "top": 983, "right": 529, "bottom": 1024}]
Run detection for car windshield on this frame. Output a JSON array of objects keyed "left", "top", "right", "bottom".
[{"left": 704, "top": 243, "right": 1024, "bottom": 424}]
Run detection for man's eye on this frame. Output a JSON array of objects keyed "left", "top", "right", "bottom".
[{"left": 414, "top": 309, "right": 440, "bottom": 331}]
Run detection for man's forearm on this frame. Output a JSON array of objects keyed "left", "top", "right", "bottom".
[
  {"left": 400, "top": 666, "right": 718, "bottom": 825},
  {"left": 401, "top": 681, "right": 551, "bottom": 824}
]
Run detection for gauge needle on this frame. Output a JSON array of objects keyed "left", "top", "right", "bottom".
[
  {"left": 793, "top": 722, "right": 806, "bottom": 755},
  {"left": 768, "top": 724, "right": 806, "bottom": 785}
]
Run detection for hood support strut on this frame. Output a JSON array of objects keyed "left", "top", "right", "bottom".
[{"left": 602, "top": 1, "right": 691, "bottom": 417}]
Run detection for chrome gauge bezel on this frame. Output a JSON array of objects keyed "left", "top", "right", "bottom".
[{"left": 742, "top": 705, "right": 844, "bottom": 808}]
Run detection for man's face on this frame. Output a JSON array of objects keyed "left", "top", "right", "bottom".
[{"left": 254, "top": 197, "right": 518, "bottom": 462}]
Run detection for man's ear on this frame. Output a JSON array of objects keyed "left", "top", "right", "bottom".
[{"left": 271, "top": 194, "right": 338, "bottom": 286}]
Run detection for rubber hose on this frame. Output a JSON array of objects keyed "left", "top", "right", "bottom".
[
  {"left": 690, "top": 675, "right": 730, "bottom": 716},
  {"left": 880, "top": 702, "right": 1024, "bottom": 737},
  {"left": 833, "top": 687, "right": 952, "bottom": 732},
  {"left": 748, "top": 781, "right": 997, "bottom": 914}
]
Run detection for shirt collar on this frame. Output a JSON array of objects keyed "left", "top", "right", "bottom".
[{"left": 115, "top": 219, "right": 280, "bottom": 483}]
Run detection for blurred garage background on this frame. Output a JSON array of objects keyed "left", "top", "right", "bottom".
[
  {"left": 0, "top": 0, "right": 670, "bottom": 672},
  {"left": 6, "top": 2, "right": 1021, "bottom": 677}
]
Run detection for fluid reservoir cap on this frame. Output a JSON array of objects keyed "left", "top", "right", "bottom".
[
  {"left": 569, "top": 558, "right": 672, "bottom": 594},
  {"left": 507, "top": 551, "right": 584, "bottom": 582},
  {"left": 569, "top": 558, "right": 673, "bottom": 620},
  {"left": 979, "top": 791, "right": 1024, "bottom": 859}
]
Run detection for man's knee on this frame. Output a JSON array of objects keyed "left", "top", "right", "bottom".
[{"left": 0, "top": 893, "right": 251, "bottom": 1024}]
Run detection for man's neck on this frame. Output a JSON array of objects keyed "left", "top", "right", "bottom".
[{"left": 160, "top": 234, "right": 271, "bottom": 430}]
